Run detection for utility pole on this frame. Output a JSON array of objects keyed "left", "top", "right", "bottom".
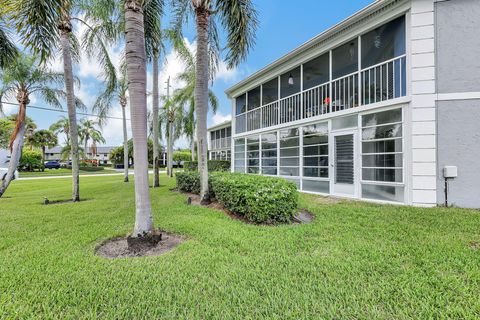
[{"left": 165, "top": 76, "right": 174, "bottom": 177}]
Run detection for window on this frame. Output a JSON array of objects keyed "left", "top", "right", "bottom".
[
  {"left": 280, "top": 67, "right": 301, "bottom": 98},
  {"left": 234, "top": 138, "right": 245, "bottom": 173},
  {"left": 302, "top": 122, "right": 329, "bottom": 179},
  {"left": 247, "top": 136, "right": 260, "bottom": 174},
  {"left": 361, "top": 16, "right": 406, "bottom": 69},
  {"left": 262, "top": 78, "right": 279, "bottom": 105},
  {"left": 235, "top": 94, "right": 246, "bottom": 115},
  {"left": 303, "top": 53, "right": 329, "bottom": 90},
  {"left": 261, "top": 133, "right": 277, "bottom": 175},
  {"left": 361, "top": 109, "right": 404, "bottom": 202},
  {"left": 332, "top": 39, "right": 358, "bottom": 79},
  {"left": 247, "top": 86, "right": 261, "bottom": 111},
  {"left": 279, "top": 128, "right": 299, "bottom": 177}
]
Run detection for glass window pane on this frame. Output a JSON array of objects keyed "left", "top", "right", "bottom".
[
  {"left": 362, "top": 154, "right": 402, "bottom": 168},
  {"left": 262, "top": 158, "right": 277, "bottom": 167},
  {"left": 332, "top": 39, "right": 358, "bottom": 79},
  {"left": 304, "top": 156, "right": 329, "bottom": 167},
  {"left": 362, "top": 168, "right": 403, "bottom": 183},
  {"left": 280, "top": 147, "right": 299, "bottom": 157},
  {"left": 284, "top": 178, "right": 300, "bottom": 188},
  {"left": 303, "top": 135, "right": 328, "bottom": 146},
  {"left": 236, "top": 94, "right": 246, "bottom": 115},
  {"left": 362, "top": 184, "right": 404, "bottom": 202},
  {"left": 280, "top": 66, "right": 301, "bottom": 98},
  {"left": 332, "top": 115, "right": 358, "bottom": 130},
  {"left": 262, "top": 78, "right": 278, "bottom": 105},
  {"left": 304, "top": 145, "right": 328, "bottom": 156},
  {"left": 280, "top": 157, "right": 299, "bottom": 166},
  {"left": 280, "top": 128, "right": 299, "bottom": 139},
  {"left": 247, "top": 86, "right": 260, "bottom": 111},
  {"left": 303, "top": 53, "right": 329, "bottom": 90},
  {"left": 303, "top": 122, "right": 328, "bottom": 136},
  {"left": 362, "top": 109, "right": 402, "bottom": 127},
  {"left": 280, "top": 137, "right": 299, "bottom": 148},
  {"left": 303, "top": 167, "right": 329, "bottom": 178},
  {"left": 248, "top": 167, "right": 259, "bottom": 174},
  {"left": 362, "top": 139, "right": 402, "bottom": 153},
  {"left": 280, "top": 167, "right": 299, "bottom": 176},
  {"left": 362, "top": 123, "right": 402, "bottom": 140},
  {"left": 262, "top": 150, "right": 277, "bottom": 158},
  {"left": 302, "top": 179, "right": 329, "bottom": 193},
  {"left": 262, "top": 133, "right": 277, "bottom": 150},
  {"left": 262, "top": 167, "right": 277, "bottom": 175},
  {"left": 361, "top": 16, "right": 406, "bottom": 69}
]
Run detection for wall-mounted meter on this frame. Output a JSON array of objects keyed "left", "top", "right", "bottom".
[{"left": 443, "top": 166, "right": 458, "bottom": 179}]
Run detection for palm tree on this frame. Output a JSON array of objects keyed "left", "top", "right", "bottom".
[
  {"left": 94, "top": 70, "right": 130, "bottom": 182},
  {"left": 79, "top": 119, "right": 105, "bottom": 160},
  {"left": 0, "top": 54, "right": 84, "bottom": 198},
  {"left": 0, "top": 13, "right": 17, "bottom": 68},
  {"left": 26, "top": 129, "right": 58, "bottom": 163},
  {"left": 49, "top": 116, "right": 70, "bottom": 143},
  {"left": 123, "top": 0, "right": 154, "bottom": 236},
  {"left": 5, "top": 0, "right": 117, "bottom": 202},
  {"left": 171, "top": 0, "right": 258, "bottom": 203},
  {"left": 144, "top": 0, "right": 164, "bottom": 188}
]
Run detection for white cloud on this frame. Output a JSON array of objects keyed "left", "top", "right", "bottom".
[
  {"left": 212, "top": 112, "right": 232, "bottom": 126},
  {"left": 216, "top": 60, "right": 239, "bottom": 82}
]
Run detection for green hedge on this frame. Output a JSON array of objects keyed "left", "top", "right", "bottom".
[
  {"left": 176, "top": 171, "right": 298, "bottom": 224},
  {"left": 184, "top": 160, "right": 231, "bottom": 172}
]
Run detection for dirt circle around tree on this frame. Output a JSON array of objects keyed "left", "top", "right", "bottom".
[{"left": 95, "top": 231, "right": 185, "bottom": 259}]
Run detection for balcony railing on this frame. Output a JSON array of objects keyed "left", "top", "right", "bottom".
[{"left": 235, "top": 55, "right": 406, "bottom": 134}]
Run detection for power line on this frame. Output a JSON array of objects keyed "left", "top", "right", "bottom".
[{"left": 0, "top": 101, "right": 129, "bottom": 121}]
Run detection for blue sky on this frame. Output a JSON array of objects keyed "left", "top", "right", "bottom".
[{"left": 3, "top": 0, "right": 374, "bottom": 148}]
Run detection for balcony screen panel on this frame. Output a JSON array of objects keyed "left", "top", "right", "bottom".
[
  {"left": 247, "top": 136, "right": 259, "bottom": 174},
  {"left": 361, "top": 16, "right": 406, "bottom": 69},
  {"left": 262, "top": 78, "right": 279, "bottom": 105},
  {"left": 303, "top": 53, "right": 329, "bottom": 90},
  {"left": 332, "top": 39, "right": 358, "bottom": 79},
  {"left": 362, "top": 139, "right": 402, "bottom": 154},
  {"left": 362, "top": 108, "right": 402, "bottom": 127},
  {"left": 236, "top": 94, "right": 246, "bottom": 115},
  {"left": 247, "top": 86, "right": 261, "bottom": 111},
  {"left": 303, "top": 179, "right": 329, "bottom": 193},
  {"left": 280, "top": 66, "right": 301, "bottom": 98},
  {"left": 234, "top": 138, "right": 245, "bottom": 173},
  {"left": 362, "top": 184, "right": 404, "bottom": 202}
]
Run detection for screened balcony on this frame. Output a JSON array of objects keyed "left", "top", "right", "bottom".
[{"left": 235, "top": 16, "right": 406, "bottom": 134}]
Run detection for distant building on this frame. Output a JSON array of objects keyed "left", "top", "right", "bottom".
[
  {"left": 207, "top": 121, "right": 231, "bottom": 161},
  {"left": 45, "top": 146, "right": 116, "bottom": 165}
]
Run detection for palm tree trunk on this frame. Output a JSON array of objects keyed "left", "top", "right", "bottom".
[
  {"left": 167, "top": 120, "right": 173, "bottom": 178},
  {"left": 84, "top": 137, "right": 88, "bottom": 160},
  {"left": 124, "top": 0, "right": 154, "bottom": 236},
  {"left": 190, "top": 136, "right": 195, "bottom": 161},
  {"left": 59, "top": 16, "right": 80, "bottom": 202},
  {"left": 42, "top": 146, "right": 45, "bottom": 164},
  {"left": 121, "top": 102, "right": 129, "bottom": 182},
  {"left": 194, "top": 7, "right": 210, "bottom": 204},
  {"left": 152, "top": 52, "right": 160, "bottom": 187},
  {"left": 0, "top": 96, "right": 27, "bottom": 198}
]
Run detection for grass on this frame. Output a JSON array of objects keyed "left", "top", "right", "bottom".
[
  {"left": 18, "top": 167, "right": 117, "bottom": 178},
  {"left": 0, "top": 175, "right": 479, "bottom": 319}
]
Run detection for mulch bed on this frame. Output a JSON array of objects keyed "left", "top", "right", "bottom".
[
  {"left": 95, "top": 231, "right": 184, "bottom": 259},
  {"left": 181, "top": 192, "right": 314, "bottom": 226}
]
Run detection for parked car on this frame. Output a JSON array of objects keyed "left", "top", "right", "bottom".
[{"left": 44, "top": 161, "right": 61, "bottom": 169}]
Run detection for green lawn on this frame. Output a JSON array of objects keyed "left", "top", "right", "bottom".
[
  {"left": 0, "top": 175, "right": 479, "bottom": 319},
  {"left": 18, "top": 167, "right": 118, "bottom": 178}
]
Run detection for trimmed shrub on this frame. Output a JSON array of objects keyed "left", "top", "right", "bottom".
[
  {"left": 19, "top": 150, "right": 43, "bottom": 172},
  {"left": 176, "top": 171, "right": 298, "bottom": 224},
  {"left": 184, "top": 160, "right": 231, "bottom": 172},
  {"left": 79, "top": 166, "right": 104, "bottom": 172},
  {"left": 211, "top": 173, "right": 298, "bottom": 224},
  {"left": 176, "top": 171, "right": 201, "bottom": 194}
]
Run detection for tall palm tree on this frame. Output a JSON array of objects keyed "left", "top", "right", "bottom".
[
  {"left": 0, "top": 54, "right": 84, "bottom": 197},
  {"left": 94, "top": 70, "right": 131, "bottom": 182},
  {"left": 79, "top": 119, "right": 105, "bottom": 159},
  {"left": 172, "top": 0, "right": 258, "bottom": 203},
  {"left": 49, "top": 116, "right": 71, "bottom": 143},
  {"left": 144, "top": 0, "right": 164, "bottom": 188},
  {"left": 26, "top": 129, "right": 58, "bottom": 163},
  {"left": 5, "top": 0, "right": 117, "bottom": 202},
  {"left": 123, "top": 0, "right": 154, "bottom": 236},
  {"left": 0, "top": 13, "right": 17, "bottom": 68}
]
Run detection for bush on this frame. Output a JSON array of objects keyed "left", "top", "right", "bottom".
[
  {"left": 79, "top": 166, "right": 104, "bottom": 172},
  {"left": 184, "top": 160, "right": 231, "bottom": 172},
  {"left": 19, "top": 150, "right": 44, "bottom": 172},
  {"left": 176, "top": 171, "right": 298, "bottom": 224},
  {"left": 173, "top": 150, "right": 191, "bottom": 162}
]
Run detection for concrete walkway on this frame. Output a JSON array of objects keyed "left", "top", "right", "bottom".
[{"left": 17, "top": 170, "right": 166, "bottom": 181}]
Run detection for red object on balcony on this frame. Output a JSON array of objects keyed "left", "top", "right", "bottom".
[{"left": 324, "top": 97, "right": 331, "bottom": 105}]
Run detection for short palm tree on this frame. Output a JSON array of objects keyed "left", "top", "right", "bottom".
[
  {"left": 49, "top": 116, "right": 71, "bottom": 143},
  {"left": 172, "top": 0, "right": 258, "bottom": 203},
  {"left": 0, "top": 54, "right": 84, "bottom": 198},
  {"left": 26, "top": 129, "right": 58, "bottom": 163},
  {"left": 79, "top": 119, "right": 105, "bottom": 160},
  {"left": 5, "top": 0, "right": 117, "bottom": 201},
  {"left": 94, "top": 70, "right": 131, "bottom": 182}
]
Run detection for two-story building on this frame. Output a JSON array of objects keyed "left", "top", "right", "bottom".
[
  {"left": 207, "top": 121, "right": 232, "bottom": 161},
  {"left": 226, "top": 0, "right": 480, "bottom": 208}
]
